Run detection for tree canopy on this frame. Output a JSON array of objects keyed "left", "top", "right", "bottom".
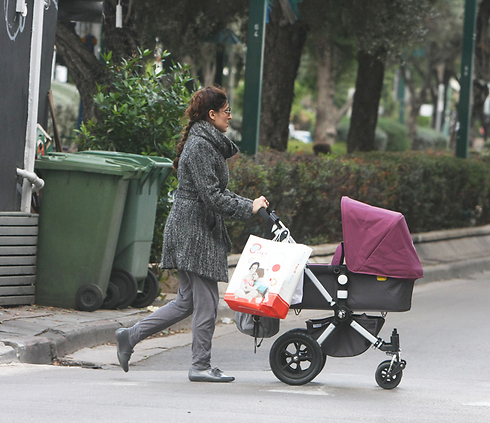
[{"left": 54, "top": 0, "right": 487, "bottom": 157}]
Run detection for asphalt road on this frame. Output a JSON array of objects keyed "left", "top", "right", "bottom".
[{"left": 1, "top": 272, "right": 490, "bottom": 422}]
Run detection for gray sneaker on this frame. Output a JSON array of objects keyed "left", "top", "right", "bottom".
[{"left": 188, "top": 367, "right": 235, "bottom": 382}]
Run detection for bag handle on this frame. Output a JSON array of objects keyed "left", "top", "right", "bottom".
[{"left": 252, "top": 315, "right": 264, "bottom": 353}]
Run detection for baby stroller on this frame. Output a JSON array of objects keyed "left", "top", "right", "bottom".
[{"left": 259, "top": 197, "right": 423, "bottom": 389}]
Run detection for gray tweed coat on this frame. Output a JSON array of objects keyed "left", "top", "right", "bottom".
[{"left": 160, "top": 120, "right": 253, "bottom": 282}]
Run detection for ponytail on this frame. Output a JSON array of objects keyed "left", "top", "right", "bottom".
[{"left": 173, "top": 122, "right": 194, "bottom": 169}]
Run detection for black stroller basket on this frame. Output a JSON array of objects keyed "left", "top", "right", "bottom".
[{"left": 258, "top": 202, "right": 421, "bottom": 389}]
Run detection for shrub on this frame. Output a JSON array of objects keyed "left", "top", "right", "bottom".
[
  {"left": 377, "top": 118, "right": 411, "bottom": 152},
  {"left": 227, "top": 150, "right": 490, "bottom": 253},
  {"left": 413, "top": 126, "right": 448, "bottom": 150},
  {"left": 417, "top": 115, "right": 431, "bottom": 127},
  {"left": 77, "top": 49, "right": 192, "bottom": 157}
]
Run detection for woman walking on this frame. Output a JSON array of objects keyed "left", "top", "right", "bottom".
[{"left": 116, "top": 86, "right": 269, "bottom": 382}]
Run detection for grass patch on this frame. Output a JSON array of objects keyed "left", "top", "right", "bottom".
[{"left": 287, "top": 140, "right": 347, "bottom": 156}]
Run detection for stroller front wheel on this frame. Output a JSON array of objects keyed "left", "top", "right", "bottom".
[
  {"left": 375, "top": 360, "right": 404, "bottom": 389},
  {"left": 269, "top": 329, "right": 324, "bottom": 385}
]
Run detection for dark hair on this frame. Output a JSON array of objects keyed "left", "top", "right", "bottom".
[{"left": 173, "top": 86, "right": 228, "bottom": 169}]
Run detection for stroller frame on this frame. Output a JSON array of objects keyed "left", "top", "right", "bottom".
[{"left": 261, "top": 208, "right": 409, "bottom": 389}]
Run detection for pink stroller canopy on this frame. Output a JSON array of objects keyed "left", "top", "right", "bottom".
[{"left": 341, "top": 197, "right": 423, "bottom": 280}]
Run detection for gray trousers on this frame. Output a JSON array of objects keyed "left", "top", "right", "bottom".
[{"left": 128, "top": 270, "right": 219, "bottom": 371}]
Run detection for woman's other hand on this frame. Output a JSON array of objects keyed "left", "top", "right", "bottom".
[{"left": 252, "top": 196, "right": 269, "bottom": 214}]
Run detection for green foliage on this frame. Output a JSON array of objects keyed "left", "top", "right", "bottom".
[
  {"left": 330, "top": 142, "right": 347, "bottom": 155},
  {"left": 413, "top": 127, "right": 448, "bottom": 150},
  {"left": 377, "top": 118, "right": 411, "bottom": 151},
  {"left": 227, "top": 150, "right": 490, "bottom": 253},
  {"left": 417, "top": 115, "right": 432, "bottom": 127},
  {"left": 77, "top": 48, "right": 192, "bottom": 157},
  {"left": 344, "top": 0, "right": 435, "bottom": 56}
]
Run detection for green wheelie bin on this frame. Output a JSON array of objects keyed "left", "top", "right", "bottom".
[
  {"left": 34, "top": 153, "right": 143, "bottom": 311},
  {"left": 78, "top": 151, "right": 173, "bottom": 309}
]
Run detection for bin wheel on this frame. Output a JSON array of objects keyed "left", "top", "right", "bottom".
[
  {"left": 75, "top": 284, "right": 104, "bottom": 312},
  {"left": 269, "top": 329, "right": 324, "bottom": 385},
  {"left": 375, "top": 360, "right": 403, "bottom": 389},
  {"left": 102, "top": 282, "right": 120, "bottom": 310},
  {"left": 110, "top": 268, "right": 138, "bottom": 309},
  {"left": 131, "top": 270, "right": 160, "bottom": 309}
]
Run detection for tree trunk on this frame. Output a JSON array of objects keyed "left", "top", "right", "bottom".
[
  {"left": 347, "top": 48, "right": 386, "bottom": 153},
  {"left": 55, "top": 21, "right": 106, "bottom": 122},
  {"left": 407, "top": 96, "right": 422, "bottom": 143},
  {"left": 313, "top": 37, "right": 337, "bottom": 148},
  {"left": 55, "top": 0, "right": 139, "bottom": 122},
  {"left": 259, "top": 2, "right": 308, "bottom": 151}
]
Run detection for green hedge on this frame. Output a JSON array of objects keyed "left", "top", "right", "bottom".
[
  {"left": 227, "top": 150, "right": 490, "bottom": 253},
  {"left": 377, "top": 118, "right": 411, "bottom": 152},
  {"left": 412, "top": 126, "right": 448, "bottom": 150}
]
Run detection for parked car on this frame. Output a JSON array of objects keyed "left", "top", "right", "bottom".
[{"left": 289, "top": 124, "right": 312, "bottom": 143}]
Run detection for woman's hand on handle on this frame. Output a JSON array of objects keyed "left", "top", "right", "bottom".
[{"left": 252, "top": 196, "right": 269, "bottom": 214}]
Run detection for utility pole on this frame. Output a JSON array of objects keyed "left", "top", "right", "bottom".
[
  {"left": 456, "top": 0, "right": 478, "bottom": 159},
  {"left": 21, "top": 0, "right": 45, "bottom": 212},
  {"left": 241, "top": 0, "right": 267, "bottom": 155}
]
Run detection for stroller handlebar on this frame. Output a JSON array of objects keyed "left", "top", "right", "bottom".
[
  {"left": 258, "top": 207, "right": 271, "bottom": 222},
  {"left": 258, "top": 207, "right": 281, "bottom": 225}
]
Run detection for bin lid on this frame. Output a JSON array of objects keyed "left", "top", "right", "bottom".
[
  {"left": 78, "top": 151, "right": 173, "bottom": 171},
  {"left": 35, "top": 153, "right": 143, "bottom": 179},
  {"left": 76, "top": 151, "right": 173, "bottom": 185}
]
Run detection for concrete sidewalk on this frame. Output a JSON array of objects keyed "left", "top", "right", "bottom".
[{"left": 2, "top": 224, "right": 490, "bottom": 365}]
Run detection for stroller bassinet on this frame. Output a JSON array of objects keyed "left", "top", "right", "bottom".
[{"left": 262, "top": 197, "right": 423, "bottom": 389}]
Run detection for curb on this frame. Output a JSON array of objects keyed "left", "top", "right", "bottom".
[
  {"left": 1, "top": 314, "right": 144, "bottom": 365},
  {"left": 0, "top": 344, "right": 17, "bottom": 364},
  {"left": 416, "top": 256, "right": 490, "bottom": 285},
  {"left": 0, "top": 300, "right": 236, "bottom": 365}
]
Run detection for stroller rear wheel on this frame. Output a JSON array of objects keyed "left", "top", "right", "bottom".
[
  {"left": 375, "top": 360, "right": 403, "bottom": 389},
  {"left": 286, "top": 328, "right": 327, "bottom": 371},
  {"left": 270, "top": 329, "right": 324, "bottom": 385}
]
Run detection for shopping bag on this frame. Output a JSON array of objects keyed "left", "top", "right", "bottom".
[{"left": 224, "top": 235, "right": 312, "bottom": 319}]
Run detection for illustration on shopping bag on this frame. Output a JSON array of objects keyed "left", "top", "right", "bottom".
[{"left": 234, "top": 261, "right": 269, "bottom": 302}]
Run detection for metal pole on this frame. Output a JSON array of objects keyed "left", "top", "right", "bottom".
[
  {"left": 21, "top": 0, "right": 45, "bottom": 212},
  {"left": 456, "top": 0, "right": 478, "bottom": 159},
  {"left": 241, "top": 0, "right": 267, "bottom": 155}
]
